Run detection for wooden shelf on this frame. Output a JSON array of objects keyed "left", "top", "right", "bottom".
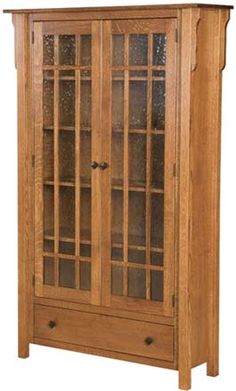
[
  {"left": 112, "top": 128, "right": 165, "bottom": 135},
  {"left": 43, "top": 126, "right": 91, "bottom": 132},
  {"left": 44, "top": 177, "right": 163, "bottom": 193},
  {"left": 44, "top": 228, "right": 91, "bottom": 245}
]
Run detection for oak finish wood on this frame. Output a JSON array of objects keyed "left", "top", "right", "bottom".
[
  {"left": 14, "top": 13, "right": 33, "bottom": 358},
  {"left": 7, "top": 4, "right": 231, "bottom": 390},
  {"left": 34, "top": 304, "right": 174, "bottom": 361}
]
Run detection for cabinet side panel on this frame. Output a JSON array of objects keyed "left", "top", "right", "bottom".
[
  {"left": 14, "top": 14, "right": 33, "bottom": 357},
  {"left": 190, "top": 8, "right": 230, "bottom": 368}
]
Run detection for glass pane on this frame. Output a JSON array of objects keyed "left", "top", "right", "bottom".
[
  {"left": 129, "top": 34, "right": 148, "bottom": 66},
  {"left": 43, "top": 257, "right": 54, "bottom": 285},
  {"left": 43, "top": 35, "right": 54, "bottom": 65},
  {"left": 151, "top": 270, "right": 163, "bottom": 301},
  {"left": 80, "top": 81, "right": 91, "bottom": 129},
  {"left": 59, "top": 241, "right": 75, "bottom": 255},
  {"left": 43, "top": 79, "right": 54, "bottom": 128},
  {"left": 44, "top": 185, "right": 54, "bottom": 236},
  {"left": 111, "top": 190, "right": 123, "bottom": 250},
  {"left": 151, "top": 194, "right": 164, "bottom": 248},
  {"left": 152, "top": 80, "right": 165, "bottom": 130},
  {"left": 111, "top": 265, "right": 123, "bottom": 296},
  {"left": 44, "top": 70, "right": 54, "bottom": 79},
  {"left": 129, "top": 81, "right": 147, "bottom": 129},
  {"left": 80, "top": 132, "right": 91, "bottom": 185},
  {"left": 80, "top": 35, "right": 92, "bottom": 66},
  {"left": 44, "top": 239, "right": 54, "bottom": 252},
  {"left": 59, "top": 187, "right": 75, "bottom": 239},
  {"left": 80, "top": 244, "right": 91, "bottom": 257},
  {"left": 130, "top": 70, "right": 147, "bottom": 77},
  {"left": 59, "top": 35, "right": 75, "bottom": 65},
  {"left": 43, "top": 130, "right": 54, "bottom": 181},
  {"left": 59, "top": 131, "right": 75, "bottom": 182},
  {"left": 60, "top": 70, "right": 75, "bottom": 77},
  {"left": 128, "top": 192, "right": 146, "bottom": 246},
  {"left": 111, "top": 248, "right": 123, "bottom": 261},
  {"left": 129, "top": 134, "right": 146, "bottom": 187},
  {"left": 80, "top": 262, "right": 91, "bottom": 290},
  {"left": 59, "top": 259, "right": 75, "bottom": 288},
  {"left": 112, "top": 35, "right": 124, "bottom": 66},
  {"left": 112, "top": 80, "right": 124, "bottom": 131},
  {"left": 151, "top": 252, "right": 163, "bottom": 266},
  {"left": 80, "top": 188, "right": 91, "bottom": 242},
  {"left": 153, "top": 33, "right": 167, "bottom": 66},
  {"left": 151, "top": 134, "right": 164, "bottom": 189},
  {"left": 153, "top": 70, "right": 165, "bottom": 78},
  {"left": 112, "top": 70, "right": 124, "bottom": 78},
  {"left": 59, "top": 79, "right": 75, "bottom": 128},
  {"left": 128, "top": 268, "right": 146, "bottom": 299},
  {"left": 112, "top": 133, "right": 124, "bottom": 186},
  {"left": 128, "top": 249, "right": 146, "bottom": 264}
]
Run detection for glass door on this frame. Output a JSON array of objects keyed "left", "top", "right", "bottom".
[
  {"left": 101, "top": 19, "right": 177, "bottom": 316},
  {"left": 34, "top": 21, "right": 101, "bottom": 303}
]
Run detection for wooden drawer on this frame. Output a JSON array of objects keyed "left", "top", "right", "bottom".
[{"left": 34, "top": 305, "right": 174, "bottom": 362}]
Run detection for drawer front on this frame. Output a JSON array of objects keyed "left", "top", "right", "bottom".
[{"left": 34, "top": 305, "right": 174, "bottom": 361}]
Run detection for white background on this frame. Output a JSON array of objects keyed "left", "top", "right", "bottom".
[{"left": 0, "top": 0, "right": 235, "bottom": 390}]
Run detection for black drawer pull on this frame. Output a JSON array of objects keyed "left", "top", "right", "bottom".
[
  {"left": 91, "top": 161, "right": 99, "bottom": 169},
  {"left": 99, "top": 161, "right": 109, "bottom": 170},
  {"left": 145, "top": 336, "right": 154, "bottom": 345},
  {"left": 48, "top": 320, "right": 56, "bottom": 329}
]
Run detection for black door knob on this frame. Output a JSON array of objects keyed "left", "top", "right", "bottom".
[
  {"left": 91, "top": 161, "right": 98, "bottom": 169},
  {"left": 48, "top": 320, "right": 56, "bottom": 329},
  {"left": 145, "top": 336, "right": 153, "bottom": 345},
  {"left": 99, "top": 162, "right": 109, "bottom": 170}
]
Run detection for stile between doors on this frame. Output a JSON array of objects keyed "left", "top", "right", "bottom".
[{"left": 34, "top": 18, "right": 177, "bottom": 317}]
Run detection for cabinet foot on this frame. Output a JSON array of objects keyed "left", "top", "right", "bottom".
[
  {"left": 179, "top": 369, "right": 191, "bottom": 390},
  {"left": 18, "top": 342, "right": 30, "bottom": 358},
  {"left": 207, "top": 360, "right": 219, "bottom": 377}
]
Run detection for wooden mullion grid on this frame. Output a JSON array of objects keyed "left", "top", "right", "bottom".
[
  {"left": 75, "top": 34, "right": 81, "bottom": 290},
  {"left": 53, "top": 35, "right": 59, "bottom": 287},
  {"left": 123, "top": 34, "right": 129, "bottom": 297},
  {"left": 145, "top": 33, "right": 153, "bottom": 300}
]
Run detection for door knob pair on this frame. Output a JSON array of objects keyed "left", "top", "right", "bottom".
[{"left": 91, "top": 161, "right": 109, "bottom": 170}]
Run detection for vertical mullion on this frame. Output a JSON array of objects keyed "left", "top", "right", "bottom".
[
  {"left": 54, "top": 35, "right": 59, "bottom": 287},
  {"left": 146, "top": 33, "right": 153, "bottom": 300},
  {"left": 123, "top": 34, "right": 129, "bottom": 296},
  {"left": 75, "top": 35, "right": 81, "bottom": 290}
]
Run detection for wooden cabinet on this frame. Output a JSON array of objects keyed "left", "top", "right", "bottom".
[{"left": 5, "top": 3, "right": 232, "bottom": 390}]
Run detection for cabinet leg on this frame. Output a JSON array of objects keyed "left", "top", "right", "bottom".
[
  {"left": 179, "top": 368, "right": 191, "bottom": 390},
  {"left": 18, "top": 338, "right": 29, "bottom": 358},
  {"left": 207, "top": 352, "right": 219, "bottom": 377}
]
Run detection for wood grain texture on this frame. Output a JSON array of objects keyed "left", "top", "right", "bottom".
[
  {"left": 178, "top": 7, "right": 200, "bottom": 390},
  {"left": 4, "top": 4, "right": 233, "bottom": 14},
  {"left": 32, "top": 337, "right": 177, "bottom": 369},
  {"left": 34, "top": 304, "right": 174, "bottom": 361},
  {"left": 34, "top": 296, "right": 175, "bottom": 325},
  {"left": 14, "top": 13, "right": 33, "bottom": 358}
]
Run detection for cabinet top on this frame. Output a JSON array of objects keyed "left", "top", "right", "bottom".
[{"left": 3, "top": 3, "right": 233, "bottom": 13}]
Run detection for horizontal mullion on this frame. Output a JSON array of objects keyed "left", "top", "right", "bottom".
[
  {"left": 112, "top": 65, "right": 165, "bottom": 71},
  {"left": 112, "top": 77, "right": 165, "bottom": 81},
  {"left": 111, "top": 259, "right": 163, "bottom": 271},
  {"left": 43, "top": 65, "right": 91, "bottom": 70},
  {"left": 44, "top": 76, "right": 91, "bottom": 81},
  {"left": 43, "top": 252, "right": 92, "bottom": 262}
]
